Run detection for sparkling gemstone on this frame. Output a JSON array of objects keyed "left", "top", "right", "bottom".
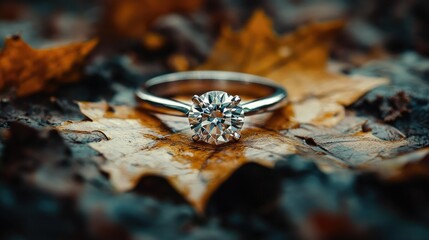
[{"left": 187, "top": 91, "right": 245, "bottom": 145}]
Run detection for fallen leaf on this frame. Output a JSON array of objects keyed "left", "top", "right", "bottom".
[
  {"left": 0, "top": 35, "right": 97, "bottom": 96},
  {"left": 368, "top": 148, "right": 429, "bottom": 177},
  {"left": 100, "top": 0, "right": 203, "bottom": 40},
  {"left": 59, "top": 102, "right": 298, "bottom": 210},
  {"left": 196, "top": 11, "right": 388, "bottom": 128},
  {"left": 59, "top": 102, "right": 411, "bottom": 210},
  {"left": 285, "top": 122, "right": 408, "bottom": 171}
]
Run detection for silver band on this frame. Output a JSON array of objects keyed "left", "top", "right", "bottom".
[{"left": 135, "top": 71, "right": 287, "bottom": 116}]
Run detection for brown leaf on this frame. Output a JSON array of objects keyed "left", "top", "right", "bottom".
[
  {"left": 0, "top": 35, "right": 97, "bottom": 96},
  {"left": 100, "top": 0, "right": 203, "bottom": 40},
  {"left": 196, "top": 10, "right": 387, "bottom": 128},
  {"left": 59, "top": 102, "right": 298, "bottom": 211},
  {"left": 285, "top": 122, "right": 408, "bottom": 170},
  {"left": 367, "top": 148, "right": 429, "bottom": 177},
  {"left": 58, "top": 102, "right": 412, "bottom": 210}
]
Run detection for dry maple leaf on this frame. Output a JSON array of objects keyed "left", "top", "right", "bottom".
[
  {"left": 0, "top": 35, "right": 97, "bottom": 96},
  {"left": 196, "top": 10, "right": 388, "bottom": 128},
  {"left": 100, "top": 0, "right": 203, "bottom": 40},
  {"left": 59, "top": 102, "right": 412, "bottom": 211},
  {"left": 59, "top": 102, "right": 299, "bottom": 210}
]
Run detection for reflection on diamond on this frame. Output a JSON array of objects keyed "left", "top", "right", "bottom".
[{"left": 187, "top": 91, "right": 245, "bottom": 145}]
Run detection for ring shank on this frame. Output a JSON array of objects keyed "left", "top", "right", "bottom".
[
  {"left": 147, "top": 80, "right": 275, "bottom": 98},
  {"left": 135, "top": 71, "right": 287, "bottom": 116}
]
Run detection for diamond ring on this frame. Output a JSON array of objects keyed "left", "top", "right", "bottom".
[{"left": 135, "top": 71, "right": 287, "bottom": 145}]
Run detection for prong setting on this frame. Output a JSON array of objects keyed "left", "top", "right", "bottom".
[
  {"left": 192, "top": 134, "right": 200, "bottom": 142},
  {"left": 233, "top": 132, "right": 241, "bottom": 141},
  {"left": 231, "top": 95, "right": 241, "bottom": 106},
  {"left": 192, "top": 95, "right": 204, "bottom": 106}
]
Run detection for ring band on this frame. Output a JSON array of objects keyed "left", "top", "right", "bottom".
[{"left": 135, "top": 71, "right": 287, "bottom": 144}]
